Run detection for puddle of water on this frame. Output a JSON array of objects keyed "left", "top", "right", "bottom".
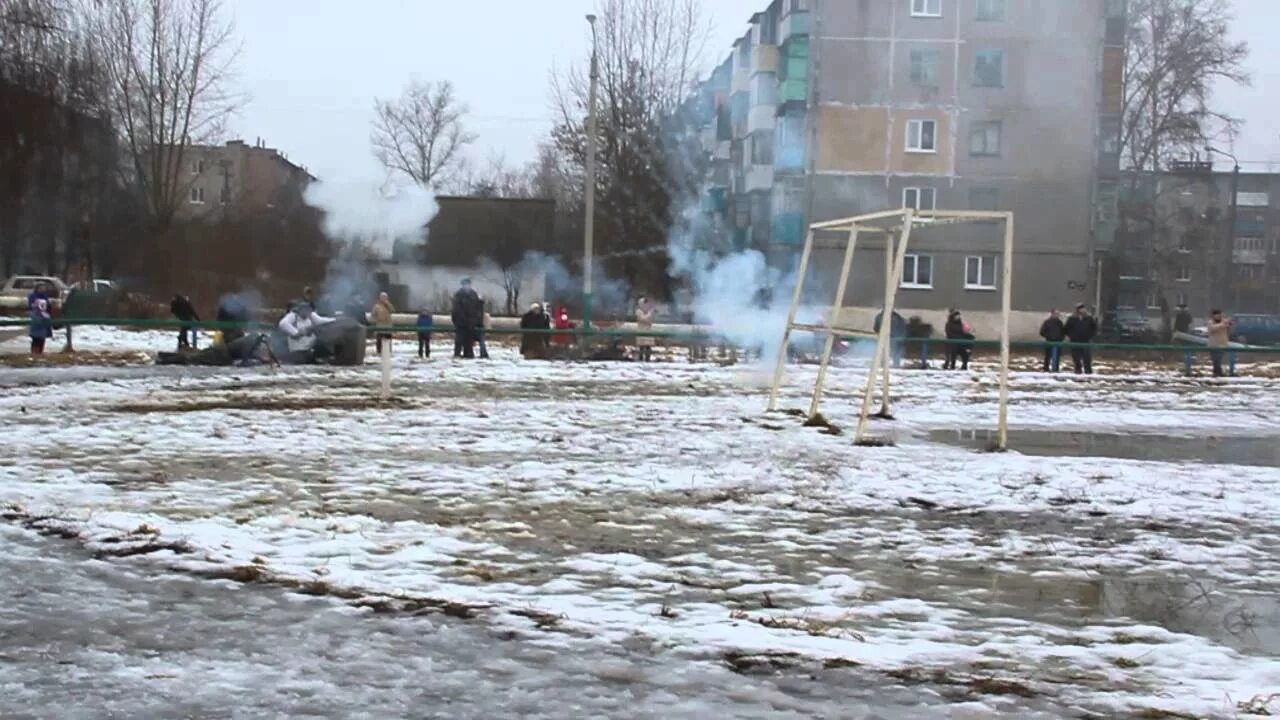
[{"left": 931, "top": 429, "right": 1280, "bottom": 467}]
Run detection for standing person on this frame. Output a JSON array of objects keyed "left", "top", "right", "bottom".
[
  {"left": 299, "top": 286, "right": 318, "bottom": 314},
  {"left": 1063, "top": 303, "right": 1098, "bottom": 375},
  {"left": 370, "top": 291, "right": 395, "bottom": 355},
  {"left": 170, "top": 294, "right": 200, "bottom": 350},
  {"left": 1174, "top": 304, "right": 1193, "bottom": 335},
  {"left": 1039, "top": 309, "right": 1066, "bottom": 373},
  {"left": 277, "top": 301, "right": 334, "bottom": 362},
  {"left": 451, "top": 278, "right": 482, "bottom": 359},
  {"left": 553, "top": 306, "right": 574, "bottom": 346},
  {"left": 416, "top": 309, "right": 433, "bottom": 358},
  {"left": 873, "top": 309, "right": 907, "bottom": 368},
  {"left": 943, "top": 310, "right": 973, "bottom": 370},
  {"left": 477, "top": 307, "right": 492, "bottom": 360},
  {"left": 520, "top": 302, "right": 550, "bottom": 359},
  {"left": 27, "top": 282, "right": 53, "bottom": 354},
  {"left": 635, "top": 297, "right": 656, "bottom": 362},
  {"left": 1207, "top": 309, "right": 1233, "bottom": 378}
]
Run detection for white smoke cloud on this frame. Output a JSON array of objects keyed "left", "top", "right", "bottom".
[{"left": 303, "top": 180, "right": 438, "bottom": 256}]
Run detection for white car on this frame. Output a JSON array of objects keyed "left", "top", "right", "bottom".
[{"left": 0, "top": 275, "right": 70, "bottom": 311}]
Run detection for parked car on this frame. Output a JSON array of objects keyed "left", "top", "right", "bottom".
[
  {"left": 1101, "top": 308, "right": 1157, "bottom": 341},
  {"left": 0, "top": 275, "right": 70, "bottom": 312},
  {"left": 72, "top": 278, "right": 119, "bottom": 293}
]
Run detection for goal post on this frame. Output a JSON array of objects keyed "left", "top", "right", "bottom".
[{"left": 766, "top": 208, "right": 1016, "bottom": 450}]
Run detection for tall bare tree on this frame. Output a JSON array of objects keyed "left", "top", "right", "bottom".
[
  {"left": 88, "top": 0, "right": 241, "bottom": 232},
  {"left": 1117, "top": 0, "right": 1249, "bottom": 326},
  {"left": 550, "top": 0, "right": 711, "bottom": 299},
  {"left": 371, "top": 79, "right": 476, "bottom": 191}
]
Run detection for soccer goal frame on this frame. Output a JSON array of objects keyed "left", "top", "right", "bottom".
[{"left": 765, "top": 208, "right": 1015, "bottom": 450}]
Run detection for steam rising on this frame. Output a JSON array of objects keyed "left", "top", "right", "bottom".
[{"left": 303, "top": 181, "right": 438, "bottom": 255}]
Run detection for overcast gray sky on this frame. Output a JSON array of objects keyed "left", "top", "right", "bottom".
[{"left": 227, "top": 0, "right": 1277, "bottom": 182}]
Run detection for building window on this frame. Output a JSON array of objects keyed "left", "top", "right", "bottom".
[
  {"left": 1177, "top": 233, "right": 1192, "bottom": 253},
  {"left": 976, "top": 0, "right": 1006, "bottom": 21},
  {"left": 965, "top": 255, "right": 998, "bottom": 290},
  {"left": 969, "top": 120, "right": 1002, "bottom": 156},
  {"left": 220, "top": 186, "right": 231, "bottom": 204},
  {"left": 1176, "top": 265, "right": 1191, "bottom": 282},
  {"left": 903, "top": 186, "right": 936, "bottom": 211},
  {"left": 1146, "top": 292, "right": 1162, "bottom": 310},
  {"left": 191, "top": 159, "right": 204, "bottom": 175},
  {"left": 189, "top": 186, "right": 205, "bottom": 204},
  {"left": 909, "top": 49, "right": 939, "bottom": 85},
  {"left": 1176, "top": 292, "right": 1188, "bottom": 306},
  {"left": 970, "top": 187, "right": 999, "bottom": 211},
  {"left": 973, "top": 49, "right": 1005, "bottom": 87},
  {"left": 906, "top": 119, "right": 937, "bottom": 153},
  {"left": 911, "top": 0, "right": 942, "bottom": 18},
  {"left": 902, "top": 254, "right": 933, "bottom": 289}
]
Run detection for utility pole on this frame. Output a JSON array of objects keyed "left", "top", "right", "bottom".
[
  {"left": 1209, "top": 146, "right": 1239, "bottom": 310},
  {"left": 583, "top": 13, "right": 599, "bottom": 332}
]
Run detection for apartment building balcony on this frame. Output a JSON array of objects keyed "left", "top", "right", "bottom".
[
  {"left": 752, "top": 44, "right": 779, "bottom": 76},
  {"left": 745, "top": 165, "right": 774, "bottom": 193},
  {"left": 781, "top": 10, "right": 810, "bottom": 40},
  {"left": 732, "top": 66, "right": 751, "bottom": 96},
  {"left": 1234, "top": 248, "right": 1267, "bottom": 265},
  {"left": 747, "top": 105, "right": 776, "bottom": 134},
  {"left": 713, "top": 140, "right": 731, "bottom": 161},
  {"left": 772, "top": 212, "right": 805, "bottom": 246},
  {"left": 779, "top": 78, "right": 807, "bottom": 104}
]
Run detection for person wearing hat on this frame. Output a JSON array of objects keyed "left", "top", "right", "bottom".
[
  {"left": 1063, "top": 303, "right": 1098, "bottom": 375},
  {"left": 520, "top": 302, "right": 550, "bottom": 359}
]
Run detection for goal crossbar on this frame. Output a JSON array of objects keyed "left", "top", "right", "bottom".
[{"left": 766, "top": 208, "right": 1015, "bottom": 450}]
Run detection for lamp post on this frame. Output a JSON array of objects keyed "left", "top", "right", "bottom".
[
  {"left": 583, "top": 13, "right": 599, "bottom": 332},
  {"left": 1207, "top": 146, "right": 1240, "bottom": 311}
]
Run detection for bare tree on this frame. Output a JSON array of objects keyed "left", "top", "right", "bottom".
[
  {"left": 1116, "top": 0, "right": 1249, "bottom": 326},
  {"left": 88, "top": 0, "right": 241, "bottom": 232},
  {"left": 550, "top": 0, "right": 711, "bottom": 299},
  {"left": 371, "top": 79, "right": 476, "bottom": 191}
]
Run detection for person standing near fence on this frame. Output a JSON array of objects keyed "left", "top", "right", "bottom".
[
  {"left": 943, "top": 310, "right": 973, "bottom": 370},
  {"left": 370, "top": 292, "right": 395, "bottom": 355},
  {"left": 451, "top": 278, "right": 482, "bottom": 359},
  {"left": 1064, "top": 303, "right": 1098, "bottom": 375},
  {"left": 1039, "top": 309, "right": 1066, "bottom": 373},
  {"left": 27, "top": 282, "right": 53, "bottom": 355},
  {"left": 170, "top": 294, "right": 200, "bottom": 350},
  {"left": 1207, "top": 309, "right": 1233, "bottom": 378},
  {"left": 635, "top": 297, "right": 656, "bottom": 362},
  {"left": 416, "top": 310, "right": 433, "bottom": 358}
]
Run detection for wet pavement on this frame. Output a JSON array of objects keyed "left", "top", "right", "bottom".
[
  {"left": 0, "top": 525, "right": 1032, "bottom": 720},
  {"left": 931, "top": 428, "right": 1280, "bottom": 467}
]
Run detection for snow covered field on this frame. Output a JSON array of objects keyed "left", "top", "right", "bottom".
[{"left": 2, "top": 332, "right": 1279, "bottom": 718}]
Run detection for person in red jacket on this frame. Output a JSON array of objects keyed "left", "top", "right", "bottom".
[{"left": 553, "top": 305, "right": 574, "bottom": 346}]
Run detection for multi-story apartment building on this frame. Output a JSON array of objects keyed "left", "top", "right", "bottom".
[
  {"left": 163, "top": 138, "right": 314, "bottom": 221},
  {"left": 1112, "top": 161, "right": 1280, "bottom": 318},
  {"left": 692, "top": 0, "right": 1126, "bottom": 332}
]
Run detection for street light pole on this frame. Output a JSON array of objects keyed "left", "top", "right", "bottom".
[{"left": 583, "top": 13, "right": 599, "bottom": 332}]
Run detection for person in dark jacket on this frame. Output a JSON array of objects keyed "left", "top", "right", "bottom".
[
  {"left": 171, "top": 294, "right": 200, "bottom": 350},
  {"left": 451, "top": 278, "right": 483, "bottom": 359},
  {"left": 216, "top": 295, "right": 250, "bottom": 344},
  {"left": 27, "top": 283, "right": 53, "bottom": 354},
  {"left": 1039, "top": 309, "right": 1066, "bottom": 373},
  {"left": 1173, "top": 304, "right": 1193, "bottom": 335},
  {"left": 873, "top": 309, "right": 908, "bottom": 368},
  {"left": 943, "top": 310, "right": 974, "bottom": 370},
  {"left": 520, "top": 302, "right": 552, "bottom": 359},
  {"left": 1063, "top": 303, "right": 1098, "bottom": 375}
]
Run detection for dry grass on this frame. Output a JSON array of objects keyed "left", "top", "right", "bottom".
[
  {"left": 109, "top": 395, "right": 414, "bottom": 413},
  {"left": 0, "top": 350, "right": 153, "bottom": 368}
]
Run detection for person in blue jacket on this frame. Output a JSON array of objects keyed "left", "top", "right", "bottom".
[
  {"left": 416, "top": 310, "right": 433, "bottom": 358},
  {"left": 27, "top": 282, "right": 54, "bottom": 354}
]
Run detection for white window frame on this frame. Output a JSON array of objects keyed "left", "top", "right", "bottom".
[
  {"left": 1176, "top": 265, "right": 1191, "bottom": 282},
  {"left": 191, "top": 159, "right": 204, "bottom": 175},
  {"left": 906, "top": 119, "right": 937, "bottom": 153},
  {"left": 1146, "top": 292, "right": 1161, "bottom": 310},
  {"left": 901, "top": 254, "right": 934, "bottom": 289},
  {"left": 969, "top": 120, "right": 1002, "bottom": 157},
  {"left": 911, "top": 0, "right": 942, "bottom": 18},
  {"left": 189, "top": 186, "right": 205, "bottom": 204},
  {"left": 909, "top": 48, "right": 939, "bottom": 85},
  {"left": 903, "top": 186, "right": 937, "bottom": 211},
  {"left": 964, "top": 255, "right": 998, "bottom": 290}
]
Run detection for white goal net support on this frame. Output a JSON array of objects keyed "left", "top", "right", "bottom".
[{"left": 765, "top": 208, "right": 1015, "bottom": 450}]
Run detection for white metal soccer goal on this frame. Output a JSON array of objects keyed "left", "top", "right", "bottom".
[{"left": 765, "top": 208, "right": 1015, "bottom": 450}]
